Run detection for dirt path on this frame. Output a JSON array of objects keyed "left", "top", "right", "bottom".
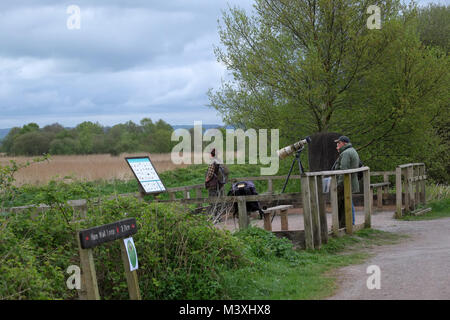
[
  {"left": 216, "top": 206, "right": 450, "bottom": 299},
  {"left": 328, "top": 211, "right": 450, "bottom": 300}
]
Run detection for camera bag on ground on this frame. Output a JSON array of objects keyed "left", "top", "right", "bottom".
[{"left": 227, "top": 181, "right": 264, "bottom": 219}]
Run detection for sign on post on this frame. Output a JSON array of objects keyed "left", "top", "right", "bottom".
[
  {"left": 125, "top": 156, "right": 166, "bottom": 195},
  {"left": 77, "top": 218, "right": 141, "bottom": 300},
  {"left": 79, "top": 218, "right": 138, "bottom": 249}
]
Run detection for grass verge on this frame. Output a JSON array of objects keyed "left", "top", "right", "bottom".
[
  {"left": 400, "top": 198, "right": 450, "bottom": 221},
  {"left": 218, "top": 228, "right": 406, "bottom": 300}
]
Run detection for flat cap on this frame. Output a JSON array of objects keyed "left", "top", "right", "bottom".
[{"left": 334, "top": 136, "right": 350, "bottom": 143}]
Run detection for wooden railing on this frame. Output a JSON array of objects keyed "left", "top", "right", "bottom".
[
  {"left": 299, "top": 167, "right": 371, "bottom": 249},
  {"left": 395, "top": 163, "right": 427, "bottom": 217}
]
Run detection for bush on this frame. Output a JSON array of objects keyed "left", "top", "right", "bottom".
[{"left": 0, "top": 193, "right": 248, "bottom": 300}]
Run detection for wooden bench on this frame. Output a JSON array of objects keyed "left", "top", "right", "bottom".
[
  {"left": 370, "top": 182, "right": 390, "bottom": 209},
  {"left": 262, "top": 205, "right": 293, "bottom": 231}
]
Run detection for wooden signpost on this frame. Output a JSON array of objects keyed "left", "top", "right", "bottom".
[{"left": 77, "top": 218, "right": 141, "bottom": 300}]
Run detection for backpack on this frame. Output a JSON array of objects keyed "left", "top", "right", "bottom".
[
  {"left": 216, "top": 163, "right": 229, "bottom": 187},
  {"left": 357, "top": 160, "right": 364, "bottom": 180}
]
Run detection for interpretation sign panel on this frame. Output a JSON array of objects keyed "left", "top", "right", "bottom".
[
  {"left": 125, "top": 156, "right": 166, "bottom": 194},
  {"left": 79, "top": 218, "right": 138, "bottom": 249},
  {"left": 124, "top": 237, "right": 138, "bottom": 271}
]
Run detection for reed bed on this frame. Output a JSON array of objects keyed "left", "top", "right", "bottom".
[{"left": 0, "top": 153, "right": 189, "bottom": 186}]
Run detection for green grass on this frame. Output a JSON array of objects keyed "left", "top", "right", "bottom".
[
  {"left": 219, "top": 228, "right": 406, "bottom": 300},
  {"left": 400, "top": 198, "right": 450, "bottom": 221}
]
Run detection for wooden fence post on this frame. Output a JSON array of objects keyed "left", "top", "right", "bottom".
[
  {"left": 76, "top": 234, "right": 100, "bottom": 300},
  {"left": 403, "top": 168, "right": 410, "bottom": 214},
  {"left": 309, "top": 176, "right": 321, "bottom": 249},
  {"left": 330, "top": 176, "right": 339, "bottom": 236},
  {"left": 395, "top": 167, "right": 402, "bottom": 218},
  {"left": 316, "top": 177, "right": 328, "bottom": 244},
  {"left": 237, "top": 198, "right": 249, "bottom": 230},
  {"left": 267, "top": 179, "right": 273, "bottom": 194},
  {"left": 264, "top": 211, "right": 272, "bottom": 231},
  {"left": 383, "top": 173, "right": 389, "bottom": 199},
  {"left": 343, "top": 174, "right": 353, "bottom": 234},
  {"left": 377, "top": 186, "right": 383, "bottom": 209},
  {"left": 300, "top": 175, "right": 314, "bottom": 249},
  {"left": 407, "top": 166, "right": 415, "bottom": 212},
  {"left": 420, "top": 165, "right": 426, "bottom": 204},
  {"left": 280, "top": 209, "right": 289, "bottom": 231},
  {"left": 364, "top": 169, "right": 371, "bottom": 228},
  {"left": 120, "top": 240, "right": 142, "bottom": 300}
]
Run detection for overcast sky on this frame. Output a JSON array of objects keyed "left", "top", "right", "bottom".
[{"left": 0, "top": 0, "right": 443, "bottom": 129}]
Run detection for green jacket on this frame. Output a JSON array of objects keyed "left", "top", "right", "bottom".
[{"left": 333, "top": 143, "right": 360, "bottom": 193}]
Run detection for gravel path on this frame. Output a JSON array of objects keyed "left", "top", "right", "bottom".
[
  {"left": 328, "top": 210, "right": 450, "bottom": 300},
  {"left": 217, "top": 206, "right": 450, "bottom": 299}
]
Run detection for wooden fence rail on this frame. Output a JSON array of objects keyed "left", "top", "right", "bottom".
[
  {"left": 395, "top": 163, "right": 427, "bottom": 218},
  {"left": 300, "top": 166, "right": 372, "bottom": 249},
  {"left": 4, "top": 164, "right": 428, "bottom": 250}
]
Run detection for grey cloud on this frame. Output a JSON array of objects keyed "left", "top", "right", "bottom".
[{"left": 0, "top": 1, "right": 254, "bottom": 128}]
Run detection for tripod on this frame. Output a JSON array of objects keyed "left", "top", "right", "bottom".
[{"left": 272, "top": 147, "right": 305, "bottom": 222}]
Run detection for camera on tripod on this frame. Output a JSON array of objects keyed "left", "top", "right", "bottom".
[{"left": 277, "top": 136, "right": 312, "bottom": 160}]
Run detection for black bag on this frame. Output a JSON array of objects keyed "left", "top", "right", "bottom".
[
  {"left": 228, "top": 181, "right": 264, "bottom": 218},
  {"left": 358, "top": 160, "right": 364, "bottom": 180}
]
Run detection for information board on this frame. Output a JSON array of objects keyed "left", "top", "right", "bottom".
[{"left": 125, "top": 156, "right": 166, "bottom": 194}]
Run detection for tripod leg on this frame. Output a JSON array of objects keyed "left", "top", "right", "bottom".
[{"left": 281, "top": 154, "right": 297, "bottom": 194}]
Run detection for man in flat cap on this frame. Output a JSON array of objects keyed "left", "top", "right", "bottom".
[{"left": 332, "top": 136, "right": 360, "bottom": 228}]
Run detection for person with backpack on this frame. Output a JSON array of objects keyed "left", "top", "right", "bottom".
[
  {"left": 205, "top": 148, "right": 229, "bottom": 197},
  {"left": 331, "top": 136, "right": 361, "bottom": 228}
]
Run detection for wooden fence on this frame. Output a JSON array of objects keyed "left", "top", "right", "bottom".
[
  {"left": 4, "top": 164, "right": 428, "bottom": 249},
  {"left": 395, "top": 163, "right": 428, "bottom": 218},
  {"left": 299, "top": 166, "right": 371, "bottom": 249}
]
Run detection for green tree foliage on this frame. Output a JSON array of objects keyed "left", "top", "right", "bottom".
[
  {"left": 208, "top": 0, "right": 449, "bottom": 181},
  {"left": 0, "top": 118, "right": 177, "bottom": 156}
]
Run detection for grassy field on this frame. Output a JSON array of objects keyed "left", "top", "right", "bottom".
[{"left": 0, "top": 153, "right": 189, "bottom": 186}]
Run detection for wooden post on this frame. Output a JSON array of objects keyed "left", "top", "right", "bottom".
[
  {"left": 237, "top": 198, "right": 249, "bottom": 230},
  {"left": 76, "top": 234, "right": 100, "bottom": 300},
  {"left": 377, "top": 186, "right": 383, "bottom": 209},
  {"left": 383, "top": 173, "right": 389, "bottom": 199},
  {"left": 420, "top": 165, "right": 426, "bottom": 204},
  {"left": 407, "top": 166, "right": 415, "bottom": 212},
  {"left": 120, "top": 240, "right": 142, "bottom": 300},
  {"left": 267, "top": 179, "right": 273, "bottom": 194},
  {"left": 196, "top": 188, "right": 202, "bottom": 199},
  {"left": 280, "top": 209, "right": 288, "bottom": 231},
  {"left": 395, "top": 167, "right": 403, "bottom": 218},
  {"left": 364, "top": 169, "right": 371, "bottom": 228},
  {"left": 330, "top": 176, "right": 339, "bottom": 237},
  {"left": 343, "top": 174, "right": 353, "bottom": 234},
  {"left": 309, "top": 176, "right": 321, "bottom": 248},
  {"left": 169, "top": 192, "right": 176, "bottom": 201},
  {"left": 414, "top": 166, "right": 420, "bottom": 205},
  {"left": 300, "top": 176, "right": 314, "bottom": 249},
  {"left": 316, "top": 177, "right": 328, "bottom": 244},
  {"left": 404, "top": 168, "right": 410, "bottom": 214},
  {"left": 263, "top": 211, "right": 272, "bottom": 231}
]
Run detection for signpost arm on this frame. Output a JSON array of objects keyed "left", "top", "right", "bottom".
[{"left": 120, "top": 241, "right": 142, "bottom": 300}]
